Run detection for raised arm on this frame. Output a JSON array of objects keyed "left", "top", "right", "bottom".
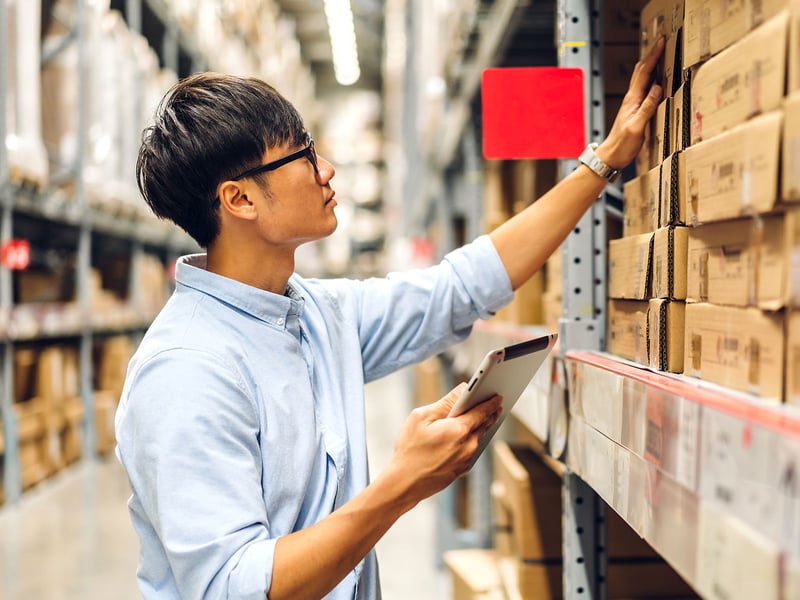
[
  {"left": 269, "top": 384, "right": 502, "bottom": 600},
  {"left": 490, "top": 36, "right": 665, "bottom": 290}
]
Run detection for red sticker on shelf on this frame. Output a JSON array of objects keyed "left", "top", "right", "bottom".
[
  {"left": 1, "top": 239, "right": 30, "bottom": 271},
  {"left": 481, "top": 67, "right": 586, "bottom": 160}
]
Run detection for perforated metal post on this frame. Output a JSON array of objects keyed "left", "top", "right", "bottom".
[
  {"left": 0, "top": 0, "right": 22, "bottom": 503},
  {"left": 75, "top": 0, "right": 96, "bottom": 458},
  {"left": 557, "top": 0, "right": 609, "bottom": 597}
]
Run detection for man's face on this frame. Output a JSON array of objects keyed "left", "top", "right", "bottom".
[{"left": 245, "top": 139, "right": 339, "bottom": 249}]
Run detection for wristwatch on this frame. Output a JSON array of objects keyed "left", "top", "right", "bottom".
[{"left": 578, "top": 143, "right": 620, "bottom": 182}]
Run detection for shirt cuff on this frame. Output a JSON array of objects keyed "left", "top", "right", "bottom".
[
  {"left": 445, "top": 234, "right": 514, "bottom": 322},
  {"left": 228, "top": 537, "right": 277, "bottom": 599}
]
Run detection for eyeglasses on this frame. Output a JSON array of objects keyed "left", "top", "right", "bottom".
[{"left": 232, "top": 137, "right": 319, "bottom": 181}]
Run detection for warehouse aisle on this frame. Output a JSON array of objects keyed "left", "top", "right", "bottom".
[{"left": 0, "top": 367, "right": 448, "bottom": 599}]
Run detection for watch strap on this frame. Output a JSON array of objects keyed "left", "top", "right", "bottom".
[{"left": 578, "top": 143, "right": 620, "bottom": 182}]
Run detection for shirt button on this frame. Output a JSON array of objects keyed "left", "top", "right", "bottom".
[{"left": 276, "top": 317, "right": 285, "bottom": 326}]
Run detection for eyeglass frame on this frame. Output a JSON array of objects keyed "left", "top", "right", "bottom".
[{"left": 231, "top": 137, "right": 319, "bottom": 182}]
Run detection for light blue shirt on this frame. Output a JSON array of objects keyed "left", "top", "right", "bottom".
[{"left": 115, "top": 235, "right": 513, "bottom": 599}]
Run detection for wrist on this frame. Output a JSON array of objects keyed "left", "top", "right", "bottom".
[
  {"left": 593, "top": 143, "right": 619, "bottom": 169},
  {"left": 578, "top": 142, "right": 621, "bottom": 182}
]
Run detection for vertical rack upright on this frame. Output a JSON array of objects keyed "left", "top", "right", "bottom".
[
  {"left": 0, "top": 0, "right": 17, "bottom": 502},
  {"left": 557, "top": 0, "right": 611, "bottom": 596}
]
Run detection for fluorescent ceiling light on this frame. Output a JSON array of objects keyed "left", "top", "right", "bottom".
[{"left": 323, "top": 0, "right": 361, "bottom": 86}]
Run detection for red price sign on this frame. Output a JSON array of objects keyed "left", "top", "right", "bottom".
[{"left": 1, "top": 239, "right": 31, "bottom": 270}]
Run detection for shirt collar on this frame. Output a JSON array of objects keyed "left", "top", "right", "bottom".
[{"left": 175, "top": 254, "right": 305, "bottom": 327}]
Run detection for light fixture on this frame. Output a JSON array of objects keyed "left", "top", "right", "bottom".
[{"left": 323, "top": 0, "right": 361, "bottom": 86}]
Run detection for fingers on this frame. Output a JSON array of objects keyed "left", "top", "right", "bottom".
[
  {"left": 461, "top": 394, "right": 503, "bottom": 434},
  {"left": 629, "top": 36, "right": 665, "bottom": 102},
  {"left": 630, "top": 83, "right": 663, "bottom": 131}
]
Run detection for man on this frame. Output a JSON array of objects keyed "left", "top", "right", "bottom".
[{"left": 115, "top": 36, "right": 664, "bottom": 599}]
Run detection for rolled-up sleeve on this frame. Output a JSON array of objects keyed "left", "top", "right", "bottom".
[
  {"left": 324, "top": 235, "right": 513, "bottom": 381},
  {"left": 116, "top": 348, "right": 275, "bottom": 599}
]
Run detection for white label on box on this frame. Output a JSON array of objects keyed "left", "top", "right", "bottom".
[
  {"left": 696, "top": 502, "right": 781, "bottom": 600},
  {"left": 735, "top": 425, "right": 781, "bottom": 541},
  {"left": 585, "top": 424, "right": 615, "bottom": 504},
  {"left": 613, "top": 444, "right": 631, "bottom": 522},
  {"left": 676, "top": 398, "right": 701, "bottom": 491},
  {"left": 699, "top": 408, "right": 741, "bottom": 507},
  {"left": 581, "top": 367, "right": 623, "bottom": 442},
  {"left": 776, "top": 437, "right": 800, "bottom": 556}
]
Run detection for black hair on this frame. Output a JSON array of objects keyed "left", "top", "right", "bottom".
[{"left": 136, "top": 73, "right": 307, "bottom": 247}]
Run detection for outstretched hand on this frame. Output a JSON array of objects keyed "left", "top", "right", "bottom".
[
  {"left": 596, "top": 35, "right": 666, "bottom": 169},
  {"left": 387, "top": 382, "right": 503, "bottom": 506}
]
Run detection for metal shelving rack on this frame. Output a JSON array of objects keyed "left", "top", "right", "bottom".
[
  {"left": 0, "top": 0, "right": 200, "bottom": 503},
  {"left": 410, "top": 0, "right": 800, "bottom": 597},
  {"left": 556, "top": 0, "right": 610, "bottom": 596}
]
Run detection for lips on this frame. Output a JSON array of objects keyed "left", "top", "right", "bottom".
[{"left": 325, "top": 192, "right": 337, "bottom": 206}]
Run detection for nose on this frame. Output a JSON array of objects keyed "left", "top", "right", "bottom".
[{"left": 315, "top": 155, "right": 335, "bottom": 185}]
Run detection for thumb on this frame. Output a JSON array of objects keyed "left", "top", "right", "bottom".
[{"left": 432, "top": 382, "right": 468, "bottom": 418}]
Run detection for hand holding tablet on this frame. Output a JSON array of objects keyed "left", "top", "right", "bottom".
[{"left": 448, "top": 333, "right": 558, "bottom": 466}]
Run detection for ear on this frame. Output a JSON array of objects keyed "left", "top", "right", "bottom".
[{"left": 216, "top": 180, "right": 258, "bottom": 221}]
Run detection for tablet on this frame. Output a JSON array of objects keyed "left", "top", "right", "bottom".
[{"left": 448, "top": 332, "right": 558, "bottom": 465}]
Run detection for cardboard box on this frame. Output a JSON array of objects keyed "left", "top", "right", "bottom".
[
  {"left": 690, "top": 11, "right": 788, "bottom": 144},
  {"left": 607, "top": 299, "right": 649, "bottom": 364},
  {"left": 545, "top": 246, "right": 562, "bottom": 296},
  {"left": 609, "top": 233, "right": 653, "bottom": 299},
  {"left": 659, "top": 152, "right": 686, "bottom": 227},
  {"left": 496, "top": 555, "right": 562, "bottom": 600},
  {"left": 687, "top": 212, "right": 800, "bottom": 309},
  {"left": 648, "top": 299, "right": 686, "bottom": 372},
  {"left": 663, "top": 27, "right": 684, "bottom": 96},
  {"left": 36, "top": 346, "right": 66, "bottom": 404},
  {"left": 671, "top": 78, "right": 690, "bottom": 154},
  {"left": 684, "top": 303, "right": 784, "bottom": 402},
  {"left": 543, "top": 291, "right": 562, "bottom": 334},
  {"left": 684, "top": 0, "right": 788, "bottom": 68},
  {"left": 443, "top": 549, "right": 505, "bottom": 600},
  {"left": 98, "top": 335, "right": 133, "bottom": 399},
  {"left": 63, "top": 396, "right": 84, "bottom": 465},
  {"left": 684, "top": 111, "right": 783, "bottom": 225},
  {"left": 787, "top": 310, "right": 800, "bottom": 405},
  {"left": 654, "top": 96, "right": 670, "bottom": 164},
  {"left": 506, "top": 271, "right": 544, "bottom": 326},
  {"left": 758, "top": 210, "right": 800, "bottom": 309},
  {"left": 640, "top": 0, "right": 685, "bottom": 59},
  {"left": 783, "top": 91, "right": 800, "bottom": 201},
  {"left": 492, "top": 442, "right": 562, "bottom": 561},
  {"left": 14, "top": 399, "right": 48, "bottom": 489},
  {"left": 623, "top": 164, "right": 660, "bottom": 236},
  {"left": 651, "top": 226, "right": 688, "bottom": 300},
  {"left": 95, "top": 390, "right": 117, "bottom": 455},
  {"left": 687, "top": 218, "right": 756, "bottom": 306},
  {"left": 13, "top": 348, "right": 37, "bottom": 404},
  {"left": 790, "top": 0, "right": 800, "bottom": 94}
]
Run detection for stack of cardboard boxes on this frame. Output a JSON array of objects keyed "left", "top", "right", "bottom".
[
  {"left": 610, "top": 0, "right": 800, "bottom": 406},
  {"left": 483, "top": 159, "right": 558, "bottom": 328},
  {"left": 4, "top": 335, "right": 133, "bottom": 497},
  {"left": 445, "top": 442, "right": 696, "bottom": 599}
]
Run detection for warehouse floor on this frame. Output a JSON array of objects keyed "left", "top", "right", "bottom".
[{"left": 0, "top": 368, "right": 449, "bottom": 599}]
